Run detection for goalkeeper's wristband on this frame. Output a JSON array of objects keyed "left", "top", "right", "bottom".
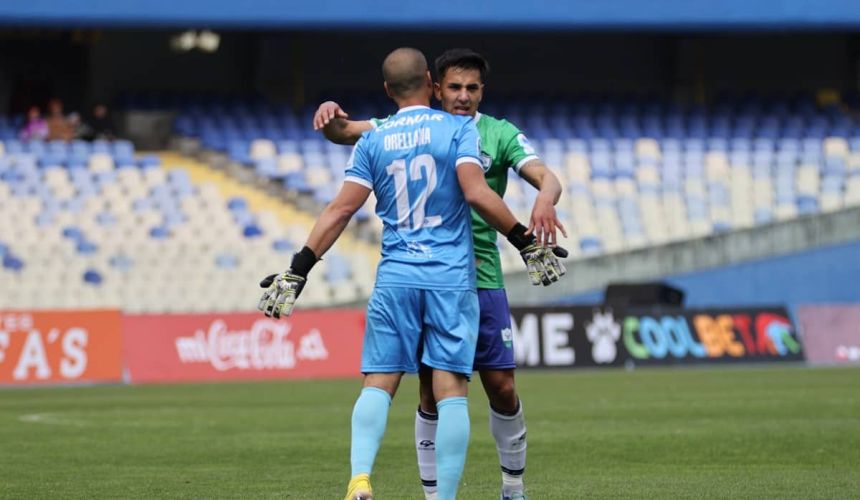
[
  {"left": 289, "top": 246, "right": 318, "bottom": 277},
  {"left": 506, "top": 223, "right": 535, "bottom": 251}
]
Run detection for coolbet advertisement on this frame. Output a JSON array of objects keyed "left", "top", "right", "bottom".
[{"left": 508, "top": 306, "right": 803, "bottom": 368}]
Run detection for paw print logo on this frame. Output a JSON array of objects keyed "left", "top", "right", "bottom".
[{"left": 585, "top": 310, "right": 621, "bottom": 364}]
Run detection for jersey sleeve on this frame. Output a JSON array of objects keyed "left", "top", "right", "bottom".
[
  {"left": 455, "top": 119, "right": 483, "bottom": 168},
  {"left": 368, "top": 116, "right": 390, "bottom": 128},
  {"left": 499, "top": 120, "right": 540, "bottom": 174},
  {"left": 344, "top": 137, "right": 373, "bottom": 189}
]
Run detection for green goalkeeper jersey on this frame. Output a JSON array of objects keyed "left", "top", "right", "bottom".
[{"left": 370, "top": 112, "right": 539, "bottom": 289}]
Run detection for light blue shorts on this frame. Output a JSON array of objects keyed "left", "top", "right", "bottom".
[{"left": 362, "top": 286, "right": 479, "bottom": 376}]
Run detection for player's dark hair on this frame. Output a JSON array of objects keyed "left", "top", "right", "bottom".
[{"left": 435, "top": 48, "right": 490, "bottom": 83}]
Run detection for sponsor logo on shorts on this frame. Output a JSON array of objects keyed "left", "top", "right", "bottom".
[{"left": 501, "top": 327, "right": 513, "bottom": 349}]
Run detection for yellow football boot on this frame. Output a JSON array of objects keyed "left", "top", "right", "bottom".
[{"left": 344, "top": 473, "right": 373, "bottom": 500}]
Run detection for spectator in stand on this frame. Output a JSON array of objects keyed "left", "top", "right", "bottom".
[
  {"left": 88, "top": 103, "right": 115, "bottom": 140},
  {"left": 19, "top": 105, "right": 49, "bottom": 141},
  {"left": 46, "top": 97, "right": 73, "bottom": 141},
  {"left": 68, "top": 112, "right": 92, "bottom": 140}
]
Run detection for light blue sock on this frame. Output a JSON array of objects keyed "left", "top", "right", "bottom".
[
  {"left": 435, "top": 397, "right": 470, "bottom": 500},
  {"left": 350, "top": 387, "right": 392, "bottom": 477}
]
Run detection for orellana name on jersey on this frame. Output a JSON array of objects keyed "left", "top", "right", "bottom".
[
  {"left": 384, "top": 127, "right": 432, "bottom": 151},
  {"left": 376, "top": 112, "right": 444, "bottom": 131}
]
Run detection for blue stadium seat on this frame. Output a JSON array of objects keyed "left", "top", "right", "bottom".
[
  {"left": 92, "top": 140, "right": 111, "bottom": 154},
  {"left": 113, "top": 140, "right": 135, "bottom": 163},
  {"left": 215, "top": 253, "right": 238, "bottom": 269},
  {"left": 254, "top": 158, "right": 279, "bottom": 179},
  {"left": 580, "top": 237, "right": 602, "bottom": 254},
  {"left": 82, "top": 269, "right": 103, "bottom": 286},
  {"left": 149, "top": 226, "right": 170, "bottom": 239},
  {"left": 138, "top": 155, "right": 162, "bottom": 168},
  {"left": 76, "top": 240, "right": 98, "bottom": 255},
  {"left": 228, "top": 141, "right": 251, "bottom": 164},
  {"left": 323, "top": 254, "right": 352, "bottom": 284},
  {"left": 227, "top": 196, "right": 248, "bottom": 211},
  {"left": 796, "top": 195, "right": 819, "bottom": 215},
  {"left": 272, "top": 238, "right": 294, "bottom": 253},
  {"left": 109, "top": 254, "right": 134, "bottom": 272},
  {"left": 3, "top": 253, "right": 24, "bottom": 271}
]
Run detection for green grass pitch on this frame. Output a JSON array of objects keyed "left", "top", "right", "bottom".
[{"left": 1, "top": 366, "right": 858, "bottom": 499}]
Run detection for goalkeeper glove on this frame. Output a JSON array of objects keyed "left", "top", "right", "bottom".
[
  {"left": 544, "top": 245, "right": 567, "bottom": 282},
  {"left": 507, "top": 223, "right": 567, "bottom": 286},
  {"left": 258, "top": 246, "right": 318, "bottom": 318}
]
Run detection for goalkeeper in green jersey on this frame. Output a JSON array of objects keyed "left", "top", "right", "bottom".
[{"left": 314, "top": 48, "right": 565, "bottom": 500}]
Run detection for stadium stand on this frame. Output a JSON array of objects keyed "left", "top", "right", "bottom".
[
  {"left": 0, "top": 139, "right": 379, "bottom": 312},
  {"left": 3, "top": 92, "right": 860, "bottom": 312},
  {"left": 171, "top": 93, "right": 860, "bottom": 277}
]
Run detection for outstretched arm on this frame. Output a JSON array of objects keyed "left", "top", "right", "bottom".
[
  {"left": 518, "top": 159, "right": 567, "bottom": 247},
  {"left": 313, "top": 101, "right": 373, "bottom": 145},
  {"left": 257, "top": 181, "right": 371, "bottom": 318}
]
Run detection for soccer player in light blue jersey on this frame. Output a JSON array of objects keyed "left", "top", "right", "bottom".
[
  {"left": 258, "top": 47, "right": 552, "bottom": 500},
  {"left": 314, "top": 49, "right": 566, "bottom": 500}
]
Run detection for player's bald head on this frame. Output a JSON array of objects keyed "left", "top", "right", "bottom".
[{"left": 382, "top": 47, "right": 429, "bottom": 98}]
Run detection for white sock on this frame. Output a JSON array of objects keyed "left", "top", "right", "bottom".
[
  {"left": 415, "top": 407, "right": 438, "bottom": 498},
  {"left": 489, "top": 399, "right": 527, "bottom": 493}
]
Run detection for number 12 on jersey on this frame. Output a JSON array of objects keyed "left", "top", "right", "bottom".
[{"left": 386, "top": 153, "right": 443, "bottom": 230}]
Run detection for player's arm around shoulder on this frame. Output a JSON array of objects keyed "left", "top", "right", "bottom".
[{"left": 313, "top": 100, "right": 374, "bottom": 145}]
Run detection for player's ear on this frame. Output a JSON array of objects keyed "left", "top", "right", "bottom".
[
  {"left": 433, "top": 81, "right": 441, "bottom": 100},
  {"left": 383, "top": 81, "right": 392, "bottom": 99}
]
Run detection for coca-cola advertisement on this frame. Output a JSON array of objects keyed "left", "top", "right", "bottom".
[{"left": 122, "top": 311, "right": 365, "bottom": 383}]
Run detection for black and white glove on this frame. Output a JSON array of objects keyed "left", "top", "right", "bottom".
[
  {"left": 544, "top": 245, "right": 568, "bottom": 282},
  {"left": 258, "top": 246, "right": 318, "bottom": 318},
  {"left": 507, "top": 223, "right": 568, "bottom": 286}
]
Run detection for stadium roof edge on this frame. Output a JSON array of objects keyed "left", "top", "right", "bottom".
[{"left": 1, "top": 0, "right": 860, "bottom": 31}]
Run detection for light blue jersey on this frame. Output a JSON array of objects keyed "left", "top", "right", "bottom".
[{"left": 345, "top": 105, "right": 482, "bottom": 291}]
